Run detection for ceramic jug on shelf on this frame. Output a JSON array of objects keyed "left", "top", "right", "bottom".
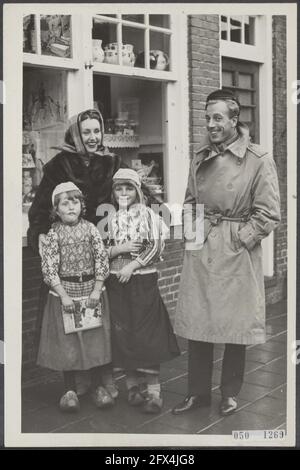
[{"left": 92, "top": 39, "right": 104, "bottom": 63}]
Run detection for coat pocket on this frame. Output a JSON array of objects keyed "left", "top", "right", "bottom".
[{"left": 230, "top": 222, "right": 244, "bottom": 252}]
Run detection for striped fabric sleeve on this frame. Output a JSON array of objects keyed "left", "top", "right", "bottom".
[{"left": 135, "top": 208, "right": 163, "bottom": 267}]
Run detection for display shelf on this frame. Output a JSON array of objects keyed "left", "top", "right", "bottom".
[{"left": 103, "top": 133, "right": 139, "bottom": 148}]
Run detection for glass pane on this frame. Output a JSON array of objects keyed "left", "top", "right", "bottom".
[
  {"left": 238, "top": 90, "right": 253, "bottom": 106},
  {"left": 239, "top": 72, "right": 252, "bottom": 89},
  {"left": 97, "top": 14, "right": 117, "bottom": 19},
  {"left": 23, "top": 14, "right": 37, "bottom": 53},
  {"left": 239, "top": 107, "right": 253, "bottom": 122},
  {"left": 244, "top": 16, "right": 255, "bottom": 45},
  {"left": 93, "top": 75, "right": 166, "bottom": 201},
  {"left": 222, "top": 71, "right": 234, "bottom": 87},
  {"left": 122, "top": 15, "right": 144, "bottom": 24},
  {"left": 149, "top": 31, "right": 170, "bottom": 71},
  {"left": 93, "top": 20, "right": 117, "bottom": 64},
  {"left": 40, "top": 15, "right": 72, "bottom": 58},
  {"left": 221, "top": 16, "right": 228, "bottom": 40},
  {"left": 230, "top": 16, "right": 242, "bottom": 43},
  {"left": 149, "top": 15, "right": 170, "bottom": 29},
  {"left": 122, "top": 26, "right": 144, "bottom": 67},
  {"left": 22, "top": 67, "right": 68, "bottom": 231}
]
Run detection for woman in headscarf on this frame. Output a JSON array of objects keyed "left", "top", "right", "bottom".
[{"left": 28, "top": 109, "right": 121, "bottom": 252}]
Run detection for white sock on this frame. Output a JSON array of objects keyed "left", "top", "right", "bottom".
[{"left": 147, "top": 383, "right": 161, "bottom": 398}]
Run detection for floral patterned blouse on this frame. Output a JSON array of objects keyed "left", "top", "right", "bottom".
[
  {"left": 107, "top": 204, "right": 168, "bottom": 274},
  {"left": 40, "top": 218, "right": 109, "bottom": 288}
]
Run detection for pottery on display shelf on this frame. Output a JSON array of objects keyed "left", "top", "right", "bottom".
[
  {"left": 92, "top": 39, "right": 105, "bottom": 63},
  {"left": 135, "top": 50, "right": 169, "bottom": 71},
  {"left": 104, "top": 43, "right": 135, "bottom": 67}
]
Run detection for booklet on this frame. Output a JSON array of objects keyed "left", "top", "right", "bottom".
[{"left": 62, "top": 297, "right": 102, "bottom": 334}]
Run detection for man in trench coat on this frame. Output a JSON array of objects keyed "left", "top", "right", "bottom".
[{"left": 173, "top": 89, "right": 281, "bottom": 416}]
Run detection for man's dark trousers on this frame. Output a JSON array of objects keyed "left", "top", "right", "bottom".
[{"left": 188, "top": 340, "right": 246, "bottom": 398}]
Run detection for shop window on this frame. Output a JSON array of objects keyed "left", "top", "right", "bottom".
[
  {"left": 22, "top": 66, "right": 68, "bottom": 232},
  {"left": 221, "top": 15, "right": 255, "bottom": 45},
  {"left": 93, "top": 74, "right": 166, "bottom": 201},
  {"left": 40, "top": 15, "right": 72, "bottom": 58},
  {"left": 222, "top": 57, "right": 260, "bottom": 142},
  {"left": 122, "top": 15, "right": 145, "bottom": 24},
  {"left": 92, "top": 14, "right": 171, "bottom": 71},
  {"left": 23, "top": 14, "right": 73, "bottom": 58},
  {"left": 23, "top": 15, "right": 37, "bottom": 53}
]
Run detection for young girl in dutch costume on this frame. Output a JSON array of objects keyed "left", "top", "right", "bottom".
[
  {"left": 106, "top": 169, "right": 180, "bottom": 414},
  {"left": 37, "top": 182, "right": 117, "bottom": 412}
]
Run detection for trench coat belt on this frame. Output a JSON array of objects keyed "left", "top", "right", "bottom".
[{"left": 204, "top": 213, "right": 249, "bottom": 226}]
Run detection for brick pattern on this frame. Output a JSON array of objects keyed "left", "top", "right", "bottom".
[
  {"left": 188, "top": 15, "right": 220, "bottom": 156},
  {"left": 265, "top": 16, "right": 287, "bottom": 304}
]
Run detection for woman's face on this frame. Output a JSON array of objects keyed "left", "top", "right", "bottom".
[
  {"left": 56, "top": 192, "right": 81, "bottom": 225},
  {"left": 113, "top": 183, "right": 137, "bottom": 209},
  {"left": 80, "top": 118, "right": 102, "bottom": 153}
]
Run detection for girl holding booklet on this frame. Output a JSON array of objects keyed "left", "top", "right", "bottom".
[
  {"left": 106, "top": 169, "right": 180, "bottom": 414},
  {"left": 37, "top": 181, "right": 117, "bottom": 412}
]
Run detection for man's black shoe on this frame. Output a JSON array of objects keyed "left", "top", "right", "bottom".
[
  {"left": 172, "top": 395, "right": 211, "bottom": 415},
  {"left": 219, "top": 396, "right": 237, "bottom": 416}
]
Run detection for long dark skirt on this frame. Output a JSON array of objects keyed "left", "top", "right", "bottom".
[{"left": 106, "top": 273, "right": 180, "bottom": 370}]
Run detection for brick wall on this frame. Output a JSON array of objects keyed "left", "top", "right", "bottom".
[
  {"left": 188, "top": 15, "right": 220, "bottom": 155},
  {"left": 265, "top": 16, "right": 287, "bottom": 304}
]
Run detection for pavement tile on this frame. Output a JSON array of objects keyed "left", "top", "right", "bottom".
[
  {"left": 276, "top": 422, "right": 286, "bottom": 431},
  {"left": 268, "top": 334, "right": 287, "bottom": 344},
  {"left": 244, "top": 396, "right": 286, "bottom": 419},
  {"left": 252, "top": 340, "right": 287, "bottom": 354},
  {"left": 245, "top": 348, "right": 283, "bottom": 364},
  {"left": 267, "top": 385, "right": 286, "bottom": 400},
  {"left": 133, "top": 421, "right": 190, "bottom": 434},
  {"left": 266, "top": 316, "right": 287, "bottom": 328},
  {"left": 244, "top": 370, "right": 285, "bottom": 389},
  {"left": 266, "top": 323, "right": 287, "bottom": 336},
  {"left": 171, "top": 354, "right": 188, "bottom": 371},
  {"left": 162, "top": 375, "right": 188, "bottom": 396},
  {"left": 234, "top": 383, "right": 274, "bottom": 402},
  {"left": 198, "top": 410, "right": 285, "bottom": 435},
  {"left": 259, "top": 357, "right": 287, "bottom": 377},
  {"left": 52, "top": 415, "right": 128, "bottom": 433},
  {"left": 214, "top": 359, "right": 262, "bottom": 375},
  {"left": 160, "top": 366, "right": 187, "bottom": 383}
]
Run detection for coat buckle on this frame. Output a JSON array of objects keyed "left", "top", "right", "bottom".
[{"left": 210, "top": 214, "right": 222, "bottom": 226}]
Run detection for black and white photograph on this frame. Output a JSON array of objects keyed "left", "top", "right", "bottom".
[{"left": 3, "top": 2, "right": 297, "bottom": 447}]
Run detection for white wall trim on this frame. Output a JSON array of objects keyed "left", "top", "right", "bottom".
[{"left": 165, "top": 13, "right": 189, "bottom": 225}]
